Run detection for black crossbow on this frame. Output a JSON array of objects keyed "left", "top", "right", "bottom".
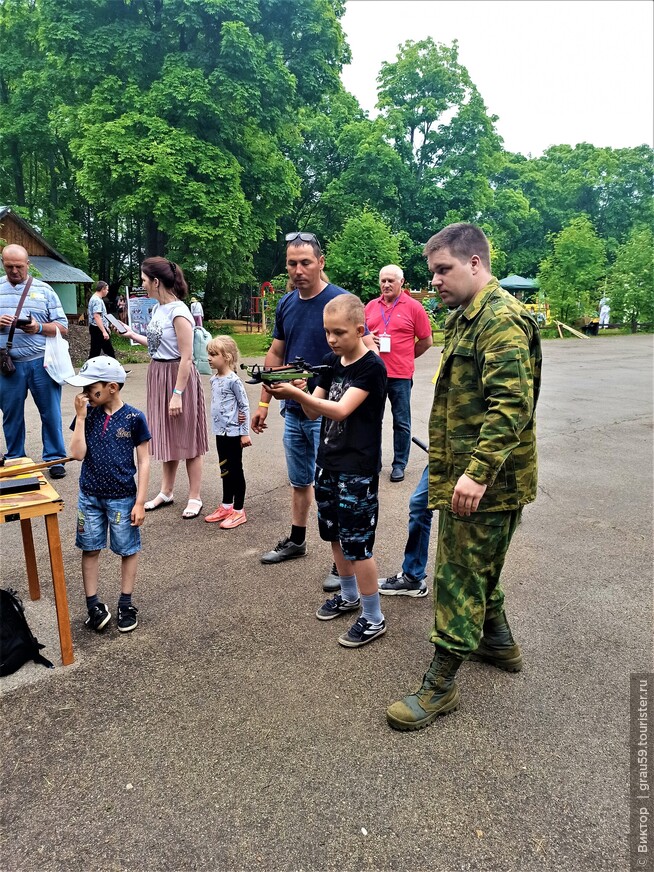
[{"left": 240, "top": 357, "right": 332, "bottom": 385}]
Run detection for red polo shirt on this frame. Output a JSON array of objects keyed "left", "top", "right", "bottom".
[{"left": 364, "top": 293, "right": 432, "bottom": 379}]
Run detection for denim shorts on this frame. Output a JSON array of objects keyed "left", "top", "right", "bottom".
[
  {"left": 75, "top": 493, "right": 141, "bottom": 556},
  {"left": 282, "top": 409, "right": 321, "bottom": 488},
  {"left": 315, "top": 467, "right": 379, "bottom": 562}
]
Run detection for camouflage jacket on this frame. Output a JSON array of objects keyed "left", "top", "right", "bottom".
[{"left": 428, "top": 279, "right": 542, "bottom": 512}]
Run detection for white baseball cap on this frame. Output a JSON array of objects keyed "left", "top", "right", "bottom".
[{"left": 66, "top": 356, "right": 127, "bottom": 386}]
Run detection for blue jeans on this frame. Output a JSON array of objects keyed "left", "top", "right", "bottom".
[
  {"left": 282, "top": 408, "right": 321, "bottom": 487},
  {"left": 0, "top": 357, "right": 67, "bottom": 462},
  {"left": 402, "top": 464, "right": 434, "bottom": 583},
  {"left": 386, "top": 377, "right": 412, "bottom": 470},
  {"left": 75, "top": 493, "right": 141, "bottom": 556}
]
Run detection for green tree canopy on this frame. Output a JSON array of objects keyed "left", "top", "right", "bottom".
[
  {"left": 607, "top": 226, "right": 654, "bottom": 331},
  {"left": 327, "top": 208, "right": 403, "bottom": 302},
  {"left": 538, "top": 216, "right": 607, "bottom": 323}
]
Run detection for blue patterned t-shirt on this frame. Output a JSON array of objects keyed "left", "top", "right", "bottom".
[{"left": 70, "top": 403, "right": 151, "bottom": 497}]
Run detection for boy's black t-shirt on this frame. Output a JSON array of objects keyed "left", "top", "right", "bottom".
[{"left": 315, "top": 350, "right": 387, "bottom": 476}]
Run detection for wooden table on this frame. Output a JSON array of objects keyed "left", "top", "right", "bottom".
[{"left": 0, "top": 458, "right": 74, "bottom": 666}]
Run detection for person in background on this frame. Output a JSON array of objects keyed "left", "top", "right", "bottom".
[
  {"left": 88, "top": 281, "right": 116, "bottom": 358},
  {"left": 117, "top": 294, "right": 127, "bottom": 324},
  {"left": 66, "top": 356, "right": 151, "bottom": 633},
  {"left": 0, "top": 243, "right": 69, "bottom": 479},
  {"left": 204, "top": 335, "right": 251, "bottom": 529},
  {"left": 377, "top": 463, "right": 432, "bottom": 598},
  {"left": 364, "top": 265, "right": 432, "bottom": 482},
  {"left": 123, "top": 257, "right": 208, "bottom": 520},
  {"left": 190, "top": 297, "right": 204, "bottom": 327}
]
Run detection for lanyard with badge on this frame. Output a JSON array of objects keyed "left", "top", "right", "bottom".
[{"left": 378, "top": 297, "right": 400, "bottom": 352}]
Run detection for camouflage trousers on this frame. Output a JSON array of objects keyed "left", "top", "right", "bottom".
[{"left": 429, "top": 508, "right": 522, "bottom": 657}]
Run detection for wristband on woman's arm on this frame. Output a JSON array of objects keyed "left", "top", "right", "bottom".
[
  {"left": 173, "top": 388, "right": 184, "bottom": 396},
  {"left": 258, "top": 401, "right": 269, "bottom": 408},
  {"left": 37, "top": 323, "right": 43, "bottom": 334}
]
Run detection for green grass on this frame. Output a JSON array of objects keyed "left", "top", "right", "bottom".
[
  {"left": 111, "top": 331, "right": 270, "bottom": 364},
  {"left": 233, "top": 332, "right": 271, "bottom": 357}
]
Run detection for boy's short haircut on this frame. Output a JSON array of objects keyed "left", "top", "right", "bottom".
[
  {"left": 423, "top": 223, "right": 491, "bottom": 270},
  {"left": 207, "top": 335, "right": 240, "bottom": 372},
  {"left": 323, "top": 293, "right": 365, "bottom": 326}
]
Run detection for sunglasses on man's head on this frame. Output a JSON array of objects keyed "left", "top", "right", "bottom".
[{"left": 285, "top": 232, "right": 321, "bottom": 247}]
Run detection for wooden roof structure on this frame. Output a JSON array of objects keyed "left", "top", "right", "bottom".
[{"left": 0, "top": 206, "right": 93, "bottom": 284}]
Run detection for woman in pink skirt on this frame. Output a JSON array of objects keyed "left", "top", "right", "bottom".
[{"left": 124, "top": 258, "right": 208, "bottom": 519}]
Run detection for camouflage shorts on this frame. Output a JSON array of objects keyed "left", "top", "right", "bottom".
[
  {"left": 429, "top": 508, "right": 521, "bottom": 656},
  {"left": 315, "top": 467, "right": 379, "bottom": 562}
]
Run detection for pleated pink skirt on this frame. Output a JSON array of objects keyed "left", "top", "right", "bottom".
[{"left": 147, "top": 359, "right": 208, "bottom": 461}]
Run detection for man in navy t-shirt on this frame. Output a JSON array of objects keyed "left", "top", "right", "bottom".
[{"left": 251, "top": 232, "right": 376, "bottom": 584}]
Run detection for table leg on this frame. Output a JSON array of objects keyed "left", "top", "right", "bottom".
[
  {"left": 20, "top": 518, "right": 41, "bottom": 601},
  {"left": 44, "top": 513, "right": 74, "bottom": 666}
]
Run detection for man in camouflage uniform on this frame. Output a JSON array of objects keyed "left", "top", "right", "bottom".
[{"left": 387, "top": 223, "right": 541, "bottom": 732}]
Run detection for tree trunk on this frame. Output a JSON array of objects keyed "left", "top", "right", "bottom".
[{"left": 145, "top": 216, "right": 166, "bottom": 256}]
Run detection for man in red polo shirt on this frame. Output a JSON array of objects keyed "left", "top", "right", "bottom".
[{"left": 364, "top": 265, "right": 433, "bottom": 482}]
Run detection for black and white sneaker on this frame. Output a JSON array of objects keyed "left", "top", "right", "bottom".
[
  {"left": 85, "top": 602, "right": 111, "bottom": 632},
  {"left": 338, "top": 616, "right": 386, "bottom": 648},
  {"left": 378, "top": 572, "right": 428, "bottom": 597},
  {"left": 117, "top": 604, "right": 139, "bottom": 633},
  {"left": 316, "top": 594, "right": 360, "bottom": 621}
]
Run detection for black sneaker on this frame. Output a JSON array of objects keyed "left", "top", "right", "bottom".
[
  {"left": 316, "top": 593, "right": 360, "bottom": 621},
  {"left": 390, "top": 465, "right": 404, "bottom": 482},
  {"left": 260, "top": 537, "right": 307, "bottom": 565},
  {"left": 117, "top": 604, "right": 138, "bottom": 633},
  {"left": 48, "top": 464, "right": 66, "bottom": 480},
  {"left": 378, "top": 572, "right": 428, "bottom": 597},
  {"left": 323, "top": 562, "right": 341, "bottom": 593},
  {"left": 338, "top": 616, "right": 386, "bottom": 648},
  {"left": 85, "top": 602, "right": 111, "bottom": 632}
]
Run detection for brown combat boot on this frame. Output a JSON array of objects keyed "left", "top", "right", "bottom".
[
  {"left": 470, "top": 610, "right": 523, "bottom": 672},
  {"left": 386, "top": 648, "right": 465, "bottom": 732}
]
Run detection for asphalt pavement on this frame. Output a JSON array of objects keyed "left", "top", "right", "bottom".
[{"left": 1, "top": 334, "right": 652, "bottom": 872}]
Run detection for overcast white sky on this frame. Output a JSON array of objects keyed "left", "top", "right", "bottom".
[{"left": 340, "top": 0, "right": 654, "bottom": 157}]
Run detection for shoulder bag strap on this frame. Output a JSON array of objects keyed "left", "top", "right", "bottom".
[{"left": 6, "top": 277, "right": 34, "bottom": 351}]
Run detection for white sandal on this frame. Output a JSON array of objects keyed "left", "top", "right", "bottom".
[
  {"left": 182, "top": 499, "right": 203, "bottom": 520},
  {"left": 144, "top": 492, "right": 174, "bottom": 512}
]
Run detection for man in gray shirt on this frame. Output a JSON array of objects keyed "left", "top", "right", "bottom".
[{"left": 0, "top": 244, "right": 69, "bottom": 478}]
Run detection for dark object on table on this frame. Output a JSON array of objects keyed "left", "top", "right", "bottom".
[{"left": 0, "top": 476, "right": 41, "bottom": 497}]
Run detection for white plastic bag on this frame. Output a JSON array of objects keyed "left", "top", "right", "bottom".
[{"left": 43, "top": 329, "right": 75, "bottom": 385}]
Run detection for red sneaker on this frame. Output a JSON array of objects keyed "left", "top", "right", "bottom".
[
  {"left": 205, "top": 505, "right": 233, "bottom": 523},
  {"left": 220, "top": 510, "right": 247, "bottom": 529}
]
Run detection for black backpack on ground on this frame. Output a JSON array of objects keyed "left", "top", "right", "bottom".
[{"left": 0, "top": 588, "right": 54, "bottom": 676}]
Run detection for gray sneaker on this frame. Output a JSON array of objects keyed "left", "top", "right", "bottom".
[
  {"left": 323, "top": 562, "right": 341, "bottom": 592},
  {"left": 378, "top": 572, "right": 428, "bottom": 597},
  {"left": 260, "top": 537, "right": 307, "bottom": 565},
  {"left": 316, "top": 594, "right": 360, "bottom": 621}
]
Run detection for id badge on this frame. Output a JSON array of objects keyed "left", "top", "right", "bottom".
[{"left": 379, "top": 333, "right": 391, "bottom": 353}]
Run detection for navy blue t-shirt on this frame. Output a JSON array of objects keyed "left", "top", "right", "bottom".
[
  {"left": 273, "top": 283, "right": 348, "bottom": 413},
  {"left": 315, "top": 350, "right": 387, "bottom": 476},
  {"left": 70, "top": 403, "right": 151, "bottom": 498}
]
